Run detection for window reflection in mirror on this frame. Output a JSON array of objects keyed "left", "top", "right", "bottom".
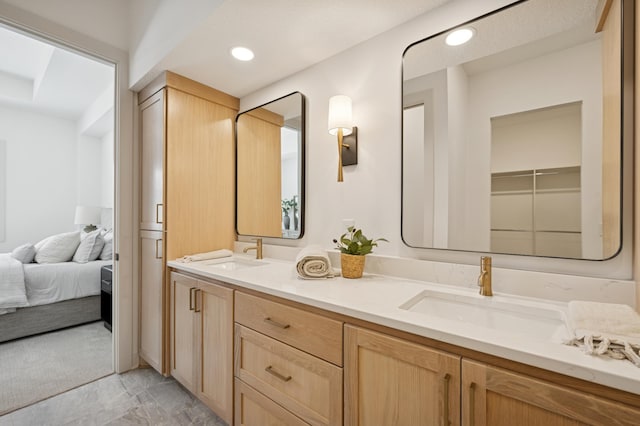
[
  {"left": 402, "top": 0, "right": 627, "bottom": 260},
  {"left": 236, "top": 92, "right": 305, "bottom": 239}
]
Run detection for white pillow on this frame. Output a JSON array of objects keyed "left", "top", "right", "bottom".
[
  {"left": 11, "top": 243, "right": 36, "bottom": 264},
  {"left": 35, "top": 231, "right": 81, "bottom": 264},
  {"left": 100, "top": 231, "right": 113, "bottom": 260},
  {"left": 73, "top": 230, "right": 105, "bottom": 263}
]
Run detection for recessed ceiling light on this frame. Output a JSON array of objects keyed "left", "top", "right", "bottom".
[
  {"left": 231, "top": 46, "right": 254, "bottom": 61},
  {"left": 445, "top": 27, "right": 475, "bottom": 46}
]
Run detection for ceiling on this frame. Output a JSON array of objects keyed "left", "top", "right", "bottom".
[
  {"left": 0, "top": 23, "right": 114, "bottom": 133},
  {"left": 1, "top": 0, "right": 453, "bottom": 98}
]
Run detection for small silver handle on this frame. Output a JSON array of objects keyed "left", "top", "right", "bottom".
[
  {"left": 443, "top": 373, "right": 451, "bottom": 426},
  {"left": 263, "top": 317, "right": 290, "bottom": 329},
  {"left": 156, "top": 203, "right": 163, "bottom": 224},
  {"left": 189, "top": 287, "right": 196, "bottom": 311},
  {"left": 265, "top": 365, "right": 292, "bottom": 382}
]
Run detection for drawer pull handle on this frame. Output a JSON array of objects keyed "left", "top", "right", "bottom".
[
  {"left": 469, "top": 382, "right": 476, "bottom": 426},
  {"left": 156, "top": 203, "right": 163, "bottom": 224},
  {"left": 263, "top": 317, "right": 290, "bottom": 329},
  {"left": 194, "top": 289, "right": 201, "bottom": 313},
  {"left": 265, "top": 366, "right": 292, "bottom": 382},
  {"left": 189, "top": 287, "right": 197, "bottom": 311},
  {"left": 443, "top": 373, "right": 451, "bottom": 426}
]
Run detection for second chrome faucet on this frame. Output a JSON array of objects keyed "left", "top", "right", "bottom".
[{"left": 477, "top": 256, "right": 492, "bottom": 296}]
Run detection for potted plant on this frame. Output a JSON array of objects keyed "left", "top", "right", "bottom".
[
  {"left": 281, "top": 199, "right": 291, "bottom": 230},
  {"left": 333, "top": 226, "right": 387, "bottom": 278}
]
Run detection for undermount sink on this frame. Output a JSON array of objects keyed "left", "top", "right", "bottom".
[
  {"left": 399, "top": 290, "right": 567, "bottom": 339},
  {"left": 203, "top": 258, "right": 265, "bottom": 271}
]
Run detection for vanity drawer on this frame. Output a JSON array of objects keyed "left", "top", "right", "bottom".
[
  {"left": 235, "top": 379, "right": 310, "bottom": 426},
  {"left": 235, "top": 292, "right": 343, "bottom": 366},
  {"left": 235, "top": 325, "right": 343, "bottom": 426}
]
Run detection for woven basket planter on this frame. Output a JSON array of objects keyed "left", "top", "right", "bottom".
[{"left": 341, "top": 253, "right": 365, "bottom": 279}]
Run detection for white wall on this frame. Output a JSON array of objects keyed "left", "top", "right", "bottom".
[
  {"left": 76, "top": 134, "right": 103, "bottom": 208},
  {"left": 101, "top": 129, "right": 114, "bottom": 208},
  {"left": 0, "top": 105, "right": 113, "bottom": 252},
  {"left": 0, "top": 105, "right": 77, "bottom": 251},
  {"left": 239, "top": 0, "right": 631, "bottom": 279}
]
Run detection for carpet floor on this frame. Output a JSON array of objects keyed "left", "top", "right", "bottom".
[{"left": 0, "top": 321, "right": 113, "bottom": 415}]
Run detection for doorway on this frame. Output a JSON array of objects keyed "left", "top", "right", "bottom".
[{"left": 0, "top": 22, "right": 116, "bottom": 414}]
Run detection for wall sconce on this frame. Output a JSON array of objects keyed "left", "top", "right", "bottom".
[{"left": 328, "top": 95, "right": 358, "bottom": 182}]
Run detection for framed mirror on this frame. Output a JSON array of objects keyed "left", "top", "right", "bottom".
[
  {"left": 236, "top": 92, "right": 305, "bottom": 239},
  {"left": 402, "top": 0, "right": 629, "bottom": 260}
]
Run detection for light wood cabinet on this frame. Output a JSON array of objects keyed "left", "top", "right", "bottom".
[
  {"left": 235, "top": 292, "right": 343, "bottom": 366},
  {"left": 138, "top": 71, "right": 238, "bottom": 375},
  {"left": 462, "top": 359, "right": 640, "bottom": 426},
  {"left": 170, "top": 272, "right": 234, "bottom": 424},
  {"left": 235, "top": 325, "right": 342, "bottom": 426},
  {"left": 234, "top": 291, "right": 344, "bottom": 426},
  {"left": 139, "top": 230, "right": 164, "bottom": 373},
  {"left": 140, "top": 91, "right": 165, "bottom": 232},
  {"left": 235, "top": 379, "right": 310, "bottom": 426},
  {"left": 344, "top": 324, "right": 461, "bottom": 426}
]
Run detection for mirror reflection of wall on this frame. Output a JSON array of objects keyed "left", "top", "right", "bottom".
[
  {"left": 401, "top": 0, "right": 625, "bottom": 260},
  {"left": 236, "top": 92, "right": 305, "bottom": 239}
]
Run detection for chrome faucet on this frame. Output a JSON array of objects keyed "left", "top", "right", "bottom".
[
  {"left": 243, "top": 238, "right": 263, "bottom": 260},
  {"left": 477, "top": 256, "right": 492, "bottom": 296}
]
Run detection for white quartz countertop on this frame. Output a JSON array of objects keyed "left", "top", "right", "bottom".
[{"left": 167, "top": 256, "right": 640, "bottom": 396}]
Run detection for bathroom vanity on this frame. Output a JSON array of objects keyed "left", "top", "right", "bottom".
[{"left": 168, "top": 256, "right": 640, "bottom": 425}]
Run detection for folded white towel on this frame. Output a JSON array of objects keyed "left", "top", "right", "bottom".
[
  {"left": 177, "top": 249, "right": 233, "bottom": 263},
  {"left": 295, "top": 245, "right": 335, "bottom": 279},
  {"left": 563, "top": 301, "right": 640, "bottom": 367}
]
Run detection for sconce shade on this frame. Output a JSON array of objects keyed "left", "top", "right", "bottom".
[
  {"left": 74, "top": 206, "right": 101, "bottom": 226},
  {"left": 328, "top": 95, "right": 353, "bottom": 136}
]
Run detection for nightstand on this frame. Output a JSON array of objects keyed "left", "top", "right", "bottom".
[{"left": 101, "top": 265, "right": 113, "bottom": 331}]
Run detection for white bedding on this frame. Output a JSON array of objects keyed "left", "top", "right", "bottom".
[
  {"left": 0, "top": 253, "right": 29, "bottom": 314},
  {"left": 23, "top": 260, "right": 111, "bottom": 307}
]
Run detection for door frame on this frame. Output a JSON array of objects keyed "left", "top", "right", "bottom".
[{"left": 0, "top": 3, "right": 138, "bottom": 373}]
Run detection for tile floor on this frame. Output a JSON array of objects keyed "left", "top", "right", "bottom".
[{"left": 0, "top": 368, "right": 227, "bottom": 426}]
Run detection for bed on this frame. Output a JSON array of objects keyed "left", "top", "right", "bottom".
[{"left": 0, "top": 229, "right": 113, "bottom": 342}]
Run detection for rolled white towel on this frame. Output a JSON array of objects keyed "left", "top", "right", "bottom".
[
  {"left": 177, "top": 249, "right": 233, "bottom": 263},
  {"left": 563, "top": 301, "right": 640, "bottom": 367},
  {"left": 296, "top": 245, "right": 335, "bottom": 279}
]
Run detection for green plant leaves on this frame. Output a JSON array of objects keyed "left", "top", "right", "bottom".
[{"left": 334, "top": 227, "right": 387, "bottom": 255}]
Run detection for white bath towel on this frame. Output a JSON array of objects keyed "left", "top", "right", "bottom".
[
  {"left": 563, "top": 301, "right": 640, "bottom": 367},
  {"left": 177, "top": 249, "right": 233, "bottom": 263},
  {"left": 295, "top": 245, "right": 335, "bottom": 279}
]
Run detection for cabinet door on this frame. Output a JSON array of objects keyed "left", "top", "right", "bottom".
[
  {"left": 139, "top": 230, "right": 164, "bottom": 373},
  {"left": 197, "top": 281, "right": 234, "bottom": 425},
  {"left": 170, "top": 272, "right": 197, "bottom": 392},
  {"left": 140, "top": 90, "right": 165, "bottom": 231},
  {"left": 235, "top": 379, "right": 310, "bottom": 426},
  {"left": 344, "top": 325, "right": 460, "bottom": 426},
  {"left": 462, "top": 359, "right": 640, "bottom": 426}
]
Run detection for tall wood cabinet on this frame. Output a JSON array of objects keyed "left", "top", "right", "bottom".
[{"left": 138, "top": 71, "right": 238, "bottom": 374}]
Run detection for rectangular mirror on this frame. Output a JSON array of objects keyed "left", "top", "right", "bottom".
[
  {"left": 402, "top": 0, "right": 629, "bottom": 260},
  {"left": 236, "top": 92, "right": 305, "bottom": 239}
]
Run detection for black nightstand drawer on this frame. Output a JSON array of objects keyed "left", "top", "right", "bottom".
[{"left": 101, "top": 265, "right": 113, "bottom": 332}]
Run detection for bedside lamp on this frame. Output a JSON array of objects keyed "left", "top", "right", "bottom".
[
  {"left": 74, "top": 206, "right": 101, "bottom": 233},
  {"left": 328, "top": 95, "right": 358, "bottom": 182}
]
